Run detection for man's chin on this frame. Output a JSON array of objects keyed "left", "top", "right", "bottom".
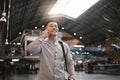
[{"left": 50, "top": 33, "right": 57, "bottom": 36}]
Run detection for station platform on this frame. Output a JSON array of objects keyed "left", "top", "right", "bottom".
[{"left": 0, "top": 71, "right": 120, "bottom": 80}]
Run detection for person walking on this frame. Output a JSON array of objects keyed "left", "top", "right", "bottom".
[{"left": 27, "top": 19, "right": 75, "bottom": 80}]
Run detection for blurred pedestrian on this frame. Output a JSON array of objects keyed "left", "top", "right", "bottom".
[{"left": 0, "top": 62, "right": 9, "bottom": 80}]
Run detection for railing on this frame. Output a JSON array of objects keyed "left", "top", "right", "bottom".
[{"left": 94, "top": 64, "right": 120, "bottom": 74}]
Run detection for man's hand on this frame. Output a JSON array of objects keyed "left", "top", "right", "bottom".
[
  {"left": 42, "top": 29, "right": 49, "bottom": 38},
  {"left": 68, "top": 77, "right": 74, "bottom": 80}
]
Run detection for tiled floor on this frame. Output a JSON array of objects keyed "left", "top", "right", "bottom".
[
  {"left": 0, "top": 72, "right": 120, "bottom": 80},
  {"left": 75, "top": 72, "right": 120, "bottom": 80}
]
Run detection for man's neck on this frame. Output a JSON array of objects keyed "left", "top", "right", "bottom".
[{"left": 49, "top": 35, "right": 57, "bottom": 41}]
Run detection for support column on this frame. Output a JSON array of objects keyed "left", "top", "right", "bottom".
[{"left": 0, "top": 21, "right": 6, "bottom": 56}]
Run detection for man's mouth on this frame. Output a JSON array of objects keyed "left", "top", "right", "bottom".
[{"left": 52, "top": 30, "right": 57, "bottom": 33}]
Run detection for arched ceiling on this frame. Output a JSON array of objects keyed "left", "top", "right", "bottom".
[{"left": 0, "top": 0, "right": 120, "bottom": 45}]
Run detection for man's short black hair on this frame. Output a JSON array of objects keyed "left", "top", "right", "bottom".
[{"left": 44, "top": 19, "right": 57, "bottom": 28}]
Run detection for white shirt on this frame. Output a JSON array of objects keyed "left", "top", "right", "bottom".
[{"left": 27, "top": 36, "right": 75, "bottom": 80}]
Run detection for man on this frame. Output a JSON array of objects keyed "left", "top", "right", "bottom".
[{"left": 27, "top": 19, "right": 75, "bottom": 80}]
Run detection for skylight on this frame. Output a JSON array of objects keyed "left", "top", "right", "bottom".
[{"left": 49, "top": 0, "right": 99, "bottom": 18}]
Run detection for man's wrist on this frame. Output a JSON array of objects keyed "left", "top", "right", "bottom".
[
  {"left": 39, "top": 36, "right": 45, "bottom": 41},
  {"left": 68, "top": 76, "right": 75, "bottom": 80}
]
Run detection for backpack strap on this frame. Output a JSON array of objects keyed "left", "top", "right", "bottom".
[{"left": 58, "top": 41, "right": 68, "bottom": 72}]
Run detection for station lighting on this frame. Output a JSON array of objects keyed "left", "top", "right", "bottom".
[
  {"left": 13, "top": 42, "right": 16, "bottom": 45},
  {"left": 49, "top": 0, "right": 99, "bottom": 18},
  {"left": 103, "top": 16, "right": 110, "bottom": 22},
  {"left": 12, "top": 59, "right": 19, "bottom": 62},
  {"left": 61, "top": 27, "right": 64, "bottom": 30},
  {"left": 74, "top": 45, "right": 85, "bottom": 48},
  {"left": 35, "top": 26, "right": 38, "bottom": 29},
  {"left": 74, "top": 33, "right": 76, "bottom": 36},
  {"left": 0, "top": 0, "right": 7, "bottom": 22},
  {"left": 10, "top": 61, "right": 14, "bottom": 65},
  {"left": 79, "top": 36, "right": 82, "bottom": 39},
  {"left": 16, "top": 42, "right": 21, "bottom": 45},
  {"left": 97, "top": 45, "right": 102, "bottom": 47},
  {"left": 0, "top": 12, "right": 7, "bottom": 22},
  {"left": 75, "top": 51, "right": 79, "bottom": 54},
  {"left": 79, "top": 48, "right": 82, "bottom": 51},
  {"left": 77, "top": 60, "right": 83, "bottom": 64},
  {"left": 42, "top": 25, "right": 45, "bottom": 28},
  {"left": 19, "top": 32, "right": 22, "bottom": 34},
  {"left": 0, "top": 59, "right": 4, "bottom": 62},
  {"left": 112, "top": 44, "right": 120, "bottom": 49},
  {"left": 107, "top": 29, "right": 114, "bottom": 33},
  {"left": 5, "top": 39, "right": 9, "bottom": 44}
]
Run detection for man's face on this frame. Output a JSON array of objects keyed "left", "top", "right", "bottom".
[{"left": 46, "top": 22, "right": 59, "bottom": 36}]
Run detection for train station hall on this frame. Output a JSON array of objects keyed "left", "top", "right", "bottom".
[{"left": 0, "top": 0, "right": 120, "bottom": 80}]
